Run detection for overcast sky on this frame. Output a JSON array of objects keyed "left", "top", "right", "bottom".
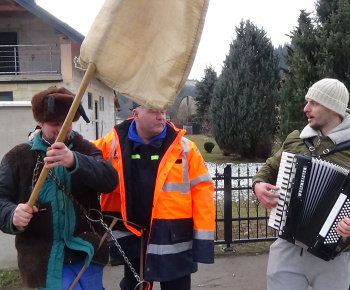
[{"left": 36, "top": 0, "right": 316, "bottom": 80}]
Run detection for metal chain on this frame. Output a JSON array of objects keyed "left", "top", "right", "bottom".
[
  {"left": 98, "top": 216, "right": 141, "bottom": 284},
  {"left": 48, "top": 170, "right": 99, "bottom": 236},
  {"left": 85, "top": 210, "right": 150, "bottom": 290},
  {"left": 32, "top": 154, "right": 43, "bottom": 190},
  {"left": 33, "top": 153, "right": 147, "bottom": 289},
  {"left": 49, "top": 170, "right": 151, "bottom": 289},
  {"left": 32, "top": 152, "right": 99, "bottom": 237}
]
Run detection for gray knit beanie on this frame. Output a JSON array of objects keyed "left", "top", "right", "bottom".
[{"left": 305, "top": 78, "right": 349, "bottom": 117}]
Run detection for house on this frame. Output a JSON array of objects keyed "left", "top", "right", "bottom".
[
  {"left": 0, "top": 0, "right": 119, "bottom": 268},
  {"left": 0, "top": 0, "right": 117, "bottom": 158}
]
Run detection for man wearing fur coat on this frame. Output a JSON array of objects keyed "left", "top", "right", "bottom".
[{"left": 0, "top": 87, "right": 118, "bottom": 289}]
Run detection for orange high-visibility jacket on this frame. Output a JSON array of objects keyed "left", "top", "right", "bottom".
[{"left": 92, "top": 119, "right": 215, "bottom": 281}]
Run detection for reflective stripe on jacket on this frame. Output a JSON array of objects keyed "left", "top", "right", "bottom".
[{"left": 92, "top": 120, "right": 215, "bottom": 281}]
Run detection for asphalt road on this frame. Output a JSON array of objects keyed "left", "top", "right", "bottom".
[
  {"left": 103, "top": 252, "right": 269, "bottom": 290},
  {"left": 0, "top": 231, "right": 269, "bottom": 290}
]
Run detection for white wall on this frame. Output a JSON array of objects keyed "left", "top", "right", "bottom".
[
  {"left": 0, "top": 232, "right": 17, "bottom": 270},
  {"left": 0, "top": 102, "right": 36, "bottom": 160},
  {"left": 0, "top": 103, "right": 34, "bottom": 269}
]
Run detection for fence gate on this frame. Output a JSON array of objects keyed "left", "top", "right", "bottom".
[{"left": 213, "top": 163, "right": 277, "bottom": 250}]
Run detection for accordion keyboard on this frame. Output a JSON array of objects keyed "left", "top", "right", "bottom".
[{"left": 268, "top": 151, "right": 296, "bottom": 231}]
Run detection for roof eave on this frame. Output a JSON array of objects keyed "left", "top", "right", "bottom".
[{"left": 13, "top": 0, "right": 84, "bottom": 44}]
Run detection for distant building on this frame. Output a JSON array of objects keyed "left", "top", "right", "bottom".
[{"left": 0, "top": 0, "right": 116, "bottom": 144}]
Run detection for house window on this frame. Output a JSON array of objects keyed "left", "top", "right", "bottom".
[
  {"left": 0, "top": 92, "right": 13, "bottom": 101},
  {"left": 88, "top": 92, "right": 92, "bottom": 109},
  {"left": 99, "top": 96, "right": 105, "bottom": 111},
  {"left": 0, "top": 32, "right": 18, "bottom": 75}
]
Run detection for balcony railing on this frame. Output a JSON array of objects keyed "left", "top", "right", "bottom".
[{"left": 0, "top": 44, "right": 61, "bottom": 81}]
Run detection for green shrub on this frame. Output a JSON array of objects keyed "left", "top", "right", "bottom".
[{"left": 204, "top": 142, "right": 215, "bottom": 153}]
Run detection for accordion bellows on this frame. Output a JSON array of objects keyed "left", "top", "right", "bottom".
[{"left": 79, "top": 0, "right": 209, "bottom": 111}]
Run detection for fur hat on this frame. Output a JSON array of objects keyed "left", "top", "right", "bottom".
[
  {"left": 305, "top": 78, "right": 349, "bottom": 117},
  {"left": 31, "top": 87, "right": 89, "bottom": 123}
]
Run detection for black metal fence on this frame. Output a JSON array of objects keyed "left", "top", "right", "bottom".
[{"left": 212, "top": 163, "right": 277, "bottom": 250}]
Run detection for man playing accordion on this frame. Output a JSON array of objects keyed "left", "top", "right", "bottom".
[{"left": 253, "top": 78, "right": 350, "bottom": 290}]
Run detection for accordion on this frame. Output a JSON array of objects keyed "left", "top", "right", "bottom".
[{"left": 268, "top": 151, "right": 350, "bottom": 261}]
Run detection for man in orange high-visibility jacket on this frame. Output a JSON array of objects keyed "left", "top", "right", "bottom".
[{"left": 92, "top": 103, "right": 215, "bottom": 290}]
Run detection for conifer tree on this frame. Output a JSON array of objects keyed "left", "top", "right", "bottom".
[
  {"left": 194, "top": 66, "right": 218, "bottom": 134},
  {"left": 279, "top": 0, "right": 350, "bottom": 141},
  {"left": 315, "top": 0, "right": 350, "bottom": 88},
  {"left": 211, "top": 20, "right": 280, "bottom": 159},
  {"left": 278, "top": 10, "right": 319, "bottom": 141}
]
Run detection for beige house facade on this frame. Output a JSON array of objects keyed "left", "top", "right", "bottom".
[
  {"left": 0, "top": 0, "right": 119, "bottom": 269},
  {"left": 0, "top": 0, "right": 117, "bottom": 159}
]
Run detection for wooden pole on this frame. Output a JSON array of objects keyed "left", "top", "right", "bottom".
[{"left": 26, "top": 62, "right": 96, "bottom": 207}]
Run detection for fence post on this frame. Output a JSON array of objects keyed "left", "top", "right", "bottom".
[{"left": 223, "top": 164, "right": 234, "bottom": 252}]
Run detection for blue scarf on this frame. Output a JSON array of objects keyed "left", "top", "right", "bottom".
[{"left": 128, "top": 120, "right": 167, "bottom": 145}]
